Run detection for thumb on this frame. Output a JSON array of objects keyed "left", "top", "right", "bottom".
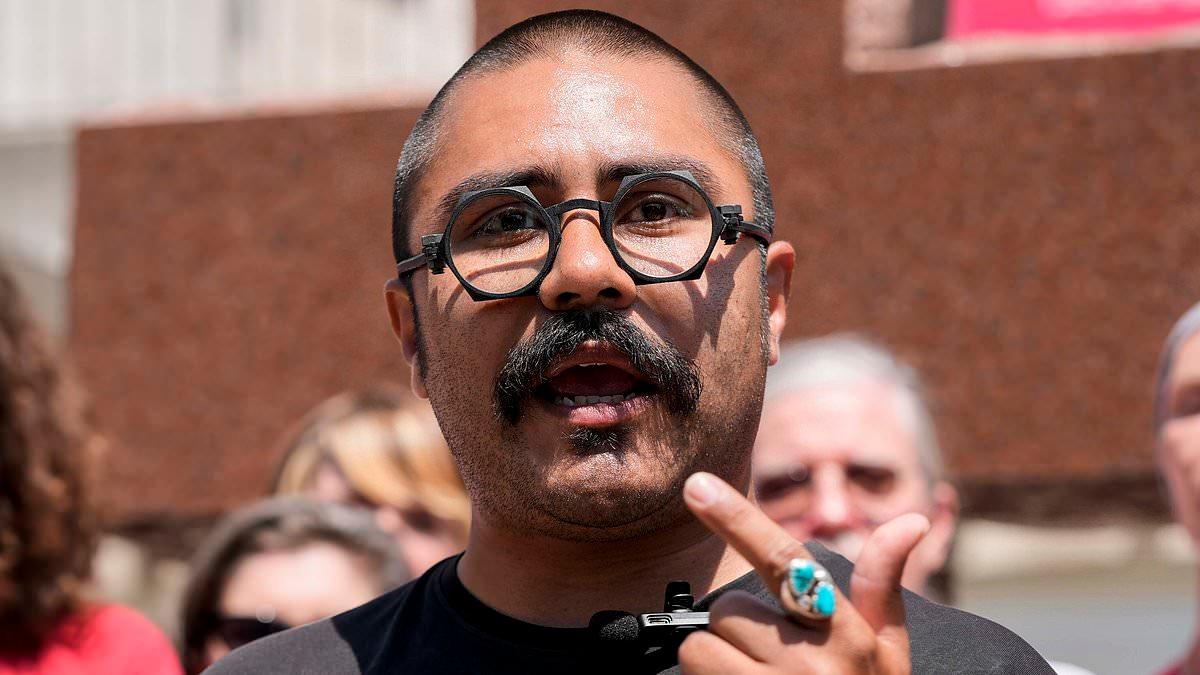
[{"left": 850, "top": 513, "right": 929, "bottom": 648}]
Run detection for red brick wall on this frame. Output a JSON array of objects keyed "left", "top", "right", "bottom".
[
  {"left": 478, "top": 0, "right": 1200, "bottom": 485},
  {"left": 73, "top": 1, "right": 1200, "bottom": 522},
  {"left": 73, "top": 108, "right": 421, "bottom": 518}
]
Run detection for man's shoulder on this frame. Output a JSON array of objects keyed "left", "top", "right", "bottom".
[
  {"left": 900, "top": 593, "right": 1054, "bottom": 674},
  {"left": 202, "top": 617, "right": 355, "bottom": 675},
  {"left": 804, "top": 542, "right": 1055, "bottom": 674},
  {"left": 203, "top": 581, "right": 420, "bottom": 675}
]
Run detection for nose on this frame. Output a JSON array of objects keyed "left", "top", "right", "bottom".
[
  {"left": 537, "top": 210, "right": 636, "bottom": 311},
  {"left": 807, "top": 467, "right": 858, "bottom": 539}
]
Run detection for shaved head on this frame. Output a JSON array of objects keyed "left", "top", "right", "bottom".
[{"left": 391, "top": 9, "right": 773, "bottom": 262}]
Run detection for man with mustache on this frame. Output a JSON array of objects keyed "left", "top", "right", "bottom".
[{"left": 208, "top": 10, "right": 1052, "bottom": 674}]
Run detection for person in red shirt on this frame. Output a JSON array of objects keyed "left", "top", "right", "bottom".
[
  {"left": 1155, "top": 300, "right": 1200, "bottom": 675},
  {"left": 1, "top": 605, "right": 181, "bottom": 675},
  {"left": 0, "top": 265, "right": 181, "bottom": 675}
]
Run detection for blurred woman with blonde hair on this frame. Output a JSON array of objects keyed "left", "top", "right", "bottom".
[{"left": 272, "top": 385, "right": 469, "bottom": 575}]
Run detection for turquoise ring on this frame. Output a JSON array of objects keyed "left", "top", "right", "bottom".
[{"left": 780, "top": 558, "right": 836, "bottom": 623}]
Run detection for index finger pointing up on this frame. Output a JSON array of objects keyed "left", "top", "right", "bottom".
[{"left": 682, "top": 472, "right": 811, "bottom": 600}]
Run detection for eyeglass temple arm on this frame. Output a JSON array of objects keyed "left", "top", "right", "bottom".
[
  {"left": 718, "top": 205, "right": 772, "bottom": 245},
  {"left": 395, "top": 234, "right": 447, "bottom": 278}
]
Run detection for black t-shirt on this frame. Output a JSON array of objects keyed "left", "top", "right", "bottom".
[{"left": 205, "top": 542, "right": 1053, "bottom": 674}]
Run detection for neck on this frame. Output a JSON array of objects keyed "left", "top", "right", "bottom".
[{"left": 457, "top": 508, "right": 751, "bottom": 627}]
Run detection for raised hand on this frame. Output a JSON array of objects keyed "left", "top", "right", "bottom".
[{"left": 678, "top": 472, "right": 929, "bottom": 674}]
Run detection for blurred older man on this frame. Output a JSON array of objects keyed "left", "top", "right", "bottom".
[
  {"left": 752, "top": 335, "right": 958, "bottom": 601},
  {"left": 1154, "top": 300, "right": 1200, "bottom": 675}
]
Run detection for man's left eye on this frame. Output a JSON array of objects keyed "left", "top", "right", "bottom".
[
  {"left": 621, "top": 196, "right": 688, "bottom": 224},
  {"left": 634, "top": 201, "right": 672, "bottom": 221},
  {"left": 847, "top": 466, "right": 896, "bottom": 493}
]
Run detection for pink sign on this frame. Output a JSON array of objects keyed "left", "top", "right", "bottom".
[{"left": 948, "top": 0, "right": 1200, "bottom": 38}]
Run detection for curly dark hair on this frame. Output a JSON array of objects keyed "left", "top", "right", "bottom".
[{"left": 0, "top": 265, "right": 96, "bottom": 653}]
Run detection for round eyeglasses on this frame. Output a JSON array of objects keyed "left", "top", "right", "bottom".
[{"left": 395, "top": 170, "right": 772, "bottom": 301}]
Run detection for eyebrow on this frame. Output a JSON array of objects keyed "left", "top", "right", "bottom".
[
  {"left": 430, "top": 166, "right": 563, "bottom": 229},
  {"left": 594, "top": 156, "right": 727, "bottom": 197},
  {"left": 427, "top": 155, "right": 730, "bottom": 229}
]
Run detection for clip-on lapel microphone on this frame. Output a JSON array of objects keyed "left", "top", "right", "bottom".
[{"left": 590, "top": 581, "right": 710, "bottom": 653}]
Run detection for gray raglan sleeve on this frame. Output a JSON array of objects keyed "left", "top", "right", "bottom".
[
  {"left": 805, "top": 541, "right": 1056, "bottom": 674},
  {"left": 202, "top": 618, "right": 363, "bottom": 675},
  {"left": 901, "top": 596, "right": 1056, "bottom": 674}
]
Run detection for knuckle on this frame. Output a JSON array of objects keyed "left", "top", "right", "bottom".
[
  {"left": 676, "top": 632, "right": 709, "bottom": 667},
  {"left": 765, "top": 536, "right": 808, "bottom": 571},
  {"left": 844, "top": 628, "right": 879, "bottom": 663},
  {"left": 850, "top": 566, "right": 890, "bottom": 593}
]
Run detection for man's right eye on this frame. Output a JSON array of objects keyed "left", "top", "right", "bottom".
[
  {"left": 468, "top": 207, "right": 548, "bottom": 242},
  {"left": 755, "top": 466, "right": 811, "bottom": 501},
  {"left": 402, "top": 507, "right": 440, "bottom": 534},
  {"left": 478, "top": 210, "right": 534, "bottom": 235},
  {"left": 1172, "top": 384, "right": 1200, "bottom": 420},
  {"left": 453, "top": 196, "right": 546, "bottom": 242}
]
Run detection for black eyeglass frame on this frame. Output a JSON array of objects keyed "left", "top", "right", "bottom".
[{"left": 395, "top": 169, "right": 772, "bottom": 302}]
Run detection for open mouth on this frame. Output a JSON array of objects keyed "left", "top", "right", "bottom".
[
  {"left": 532, "top": 344, "right": 658, "bottom": 421},
  {"left": 537, "top": 363, "right": 656, "bottom": 407}
]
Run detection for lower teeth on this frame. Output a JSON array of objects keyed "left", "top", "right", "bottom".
[{"left": 557, "top": 393, "right": 635, "bottom": 407}]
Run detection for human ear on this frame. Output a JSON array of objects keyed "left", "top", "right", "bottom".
[
  {"left": 384, "top": 278, "right": 428, "bottom": 399},
  {"left": 925, "top": 482, "right": 960, "bottom": 569},
  {"left": 763, "top": 241, "right": 795, "bottom": 366}
]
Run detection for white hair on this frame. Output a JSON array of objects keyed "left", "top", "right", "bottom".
[
  {"left": 765, "top": 334, "right": 944, "bottom": 487},
  {"left": 1154, "top": 300, "right": 1200, "bottom": 433}
]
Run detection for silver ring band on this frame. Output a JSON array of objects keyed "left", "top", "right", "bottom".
[{"left": 779, "top": 558, "right": 836, "bottom": 622}]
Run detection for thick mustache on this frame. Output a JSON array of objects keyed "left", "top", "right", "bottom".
[{"left": 493, "top": 309, "right": 702, "bottom": 425}]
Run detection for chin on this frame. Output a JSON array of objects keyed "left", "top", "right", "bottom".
[
  {"left": 457, "top": 389, "right": 755, "bottom": 540},
  {"left": 532, "top": 501, "right": 691, "bottom": 542},
  {"left": 529, "top": 451, "right": 692, "bottom": 540}
]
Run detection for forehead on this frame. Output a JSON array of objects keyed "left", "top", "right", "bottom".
[
  {"left": 754, "top": 383, "right": 919, "bottom": 468},
  {"left": 411, "top": 52, "right": 745, "bottom": 237},
  {"left": 220, "top": 543, "right": 367, "bottom": 608}
]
